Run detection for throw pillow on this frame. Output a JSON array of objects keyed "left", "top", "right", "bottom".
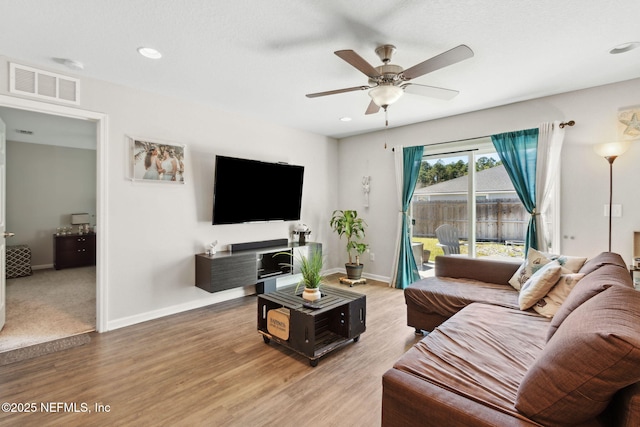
[
  {"left": 508, "top": 248, "right": 552, "bottom": 291},
  {"left": 516, "top": 285, "right": 640, "bottom": 426},
  {"left": 518, "top": 260, "right": 562, "bottom": 310},
  {"left": 543, "top": 253, "right": 587, "bottom": 273},
  {"left": 533, "top": 273, "right": 585, "bottom": 318}
]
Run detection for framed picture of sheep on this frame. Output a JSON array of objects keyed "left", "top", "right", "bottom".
[{"left": 129, "top": 137, "right": 186, "bottom": 184}]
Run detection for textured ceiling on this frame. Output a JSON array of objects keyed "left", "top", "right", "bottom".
[{"left": 1, "top": 0, "right": 640, "bottom": 141}]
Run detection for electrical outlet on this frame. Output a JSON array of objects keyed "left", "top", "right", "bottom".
[{"left": 369, "top": 252, "right": 375, "bottom": 262}]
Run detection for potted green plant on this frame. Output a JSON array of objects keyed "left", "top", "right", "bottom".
[
  {"left": 329, "top": 210, "right": 369, "bottom": 280},
  {"left": 275, "top": 248, "right": 324, "bottom": 301},
  {"left": 296, "top": 248, "right": 324, "bottom": 301}
]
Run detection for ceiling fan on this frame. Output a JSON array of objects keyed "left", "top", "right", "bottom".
[{"left": 306, "top": 44, "right": 474, "bottom": 115}]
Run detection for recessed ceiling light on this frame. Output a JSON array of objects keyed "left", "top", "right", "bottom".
[
  {"left": 137, "top": 47, "right": 162, "bottom": 59},
  {"left": 339, "top": 116, "right": 352, "bottom": 122},
  {"left": 609, "top": 42, "right": 640, "bottom": 54},
  {"left": 52, "top": 57, "right": 84, "bottom": 70}
]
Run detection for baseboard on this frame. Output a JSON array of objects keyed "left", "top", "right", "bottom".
[
  {"left": 324, "top": 267, "right": 390, "bottom": 284},
  {"left": 106, "top": 286, "right": 254, "bottom": 331},
  {"left": 363, "top": 272, "right": 391, "bottom": 283}
]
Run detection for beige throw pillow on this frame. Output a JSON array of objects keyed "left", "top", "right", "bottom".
[
  {"left": 518, "top": 260, "right": 562, "bottom": 310},
  {"left": 533, "top": 273, "right": 585, "bottom": 318},
  {"left": 509, "top": 248, "right": 552, "bottom": 291}
]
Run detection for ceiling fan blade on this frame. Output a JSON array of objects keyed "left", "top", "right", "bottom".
[
  {"left": 335, "top": 50, "right": 382, "bottom": 78},
  {"left": 365, "top": 100, "right": 380, "bottom": 115},
  {"left": 400, "top": 44, "right": 474, "bottom": 81},
  {"left": 306, "top": 85, "right": 370, "bottom": 98},
  {"left": 402, "top": 83, "right": 460, "bottom": 100}
]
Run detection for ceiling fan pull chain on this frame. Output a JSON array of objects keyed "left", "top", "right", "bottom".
[{"left": 384, "top": 107, "right": 389, "bottom": 149}]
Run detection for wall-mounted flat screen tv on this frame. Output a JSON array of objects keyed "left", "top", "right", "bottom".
[{"left": 212, "top": 155, "right": 304, "bottom": 225}]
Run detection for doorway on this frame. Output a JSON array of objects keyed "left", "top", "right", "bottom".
[{"left": 0, "top": 94, "right": 107, "bottom": 347}]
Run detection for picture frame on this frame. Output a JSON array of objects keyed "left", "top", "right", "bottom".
[{"left": 129, "top": 136, "right": 186, "bottom": 184}]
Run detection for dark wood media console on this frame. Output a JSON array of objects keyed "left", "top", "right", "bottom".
[{"left": 195, "top": 239, "right": 322, "bottom": 294}]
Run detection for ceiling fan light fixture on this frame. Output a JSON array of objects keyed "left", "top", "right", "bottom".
[{"left": 368, "top": 85, "right": 403, "bottom": 108}]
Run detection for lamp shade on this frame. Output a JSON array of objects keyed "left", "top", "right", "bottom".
[
  {"left": 71, "top": 213, "right": 90, "bottom": 225},
  {"left": 593, "top": 141, "right": 631, "bottom": 158},
  {"left": 368, "top": 84, "right": 403, "bottom": 108}
]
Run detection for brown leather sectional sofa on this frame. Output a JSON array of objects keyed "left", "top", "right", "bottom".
[{"left": 382, "top": 252, "right": 640, "bottom": 426}]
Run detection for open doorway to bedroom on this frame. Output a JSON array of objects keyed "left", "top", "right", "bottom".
[{"left": 0, "top": 105, "right": 98, "bottom": 357}]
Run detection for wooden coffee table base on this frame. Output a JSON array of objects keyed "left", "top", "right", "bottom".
[{"left": 257, "top": 286, "right": 366, "bottom": 366}]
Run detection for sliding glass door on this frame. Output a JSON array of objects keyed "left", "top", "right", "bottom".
[{"left": 411, "top": 138, "right": 527, "bottom": 270}]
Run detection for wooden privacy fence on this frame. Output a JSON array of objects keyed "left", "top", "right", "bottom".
[{"left": 412, "top": 199, "right": 527, "bottom": 242}]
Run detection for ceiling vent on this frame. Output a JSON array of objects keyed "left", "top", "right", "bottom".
[{"left": 9, "top": 62, "right": 80, "bottom": 105}]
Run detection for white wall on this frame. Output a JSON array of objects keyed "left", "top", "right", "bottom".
[
  {"left": 338, "top": 78, "right": 640, "bottom": 280},
  {"left": 0, "top": 56, "right": 339, "bottom": 330},
  {"left": 6, "top": 141, "right": 96, "bottom": 267}
]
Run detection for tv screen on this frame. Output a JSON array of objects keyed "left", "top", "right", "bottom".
[{"left": 212, "top": 155, "right": 304, "bottom": 225}]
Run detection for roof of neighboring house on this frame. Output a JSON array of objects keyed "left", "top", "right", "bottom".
[{"left": 414, "top": 164, "right": 516, "bottom": 195}]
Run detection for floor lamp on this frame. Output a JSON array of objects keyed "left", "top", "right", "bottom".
[{"left": 593, "top": 141, "right": 631, "bottom": 252}]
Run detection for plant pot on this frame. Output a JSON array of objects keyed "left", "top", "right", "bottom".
[
  {"left": 345, "top": 263, "right": 364, "bottom": 280},
  {"left": 302, "top": 287, "right": 321, "bottom": 301},
  {"left": 423, "top": 249, "right": 431, "bottom": 264}
]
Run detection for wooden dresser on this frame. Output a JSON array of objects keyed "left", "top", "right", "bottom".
[{"left": 54, "top": 233, "right": 96, "bottom": 270}]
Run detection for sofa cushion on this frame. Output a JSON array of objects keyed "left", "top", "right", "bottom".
[
  {"left": 508, "top": 248, "right": 553, "bottom": 291},
  {"left": 434, "top": 255, "right": 521, "bottom": 284},
  {"left": 405, "top": 276, "right": 520, "bottom": 322},
  {"left": 607, "top": 383, "right": 640, "bottom": 427},
  {"left": 546, "top": 259, "right": 632, "bottom": 341},
  {"left": 518, "top": 260, "right": 562, "bottom": 310},
  {"left": 394, "top": 303, "right": 550, "bottom": 418},
  {"left": 532, "top": 273, "right": 585, "bottom": 318},
  {"left": 578, "top": 251, "right": 627, "bottom": 276},
  {"left": 515, "top": 285, "right": 640, "bottom": 426}
]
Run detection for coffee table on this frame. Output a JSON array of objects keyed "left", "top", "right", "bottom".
[{"left": 257, "top": 285, "right": 366, "bottom": 366}]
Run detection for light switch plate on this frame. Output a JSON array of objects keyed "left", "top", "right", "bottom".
[{"left": 604, "top": 204, "right": 622, "bottom": 217}]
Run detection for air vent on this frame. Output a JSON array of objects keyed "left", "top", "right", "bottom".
[{"left": 9, "top": 63, "right": 80, "bottom": 105}]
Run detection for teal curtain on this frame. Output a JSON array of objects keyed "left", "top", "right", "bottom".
[
  {"left": 395, "top": 145, "right": 424, "bottom": 289},
  {"left": 491, "top": 128, "right": 539, "bottom": 254}
]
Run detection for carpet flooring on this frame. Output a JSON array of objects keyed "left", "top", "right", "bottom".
[{"left": 0, "top": 266, "right": 96, "bottom": 354}]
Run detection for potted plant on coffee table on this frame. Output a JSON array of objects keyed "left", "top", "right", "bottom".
[
  {"left": 275, "top": 248, "right": 324, "bottom": 301},
  {"left": 329, "top": 209, "right": 369, "bottom": 281},
  {"left": 296, "top": 247, "right": 324, "bottom": 301}
]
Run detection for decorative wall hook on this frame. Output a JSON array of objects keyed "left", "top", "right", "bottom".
[{"left": 362, "top": 176, "right": 371, "bottom": 207}]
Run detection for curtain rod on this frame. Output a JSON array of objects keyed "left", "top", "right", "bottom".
[{"left": 391, "top": 120, "right": 576, "bottom": 151}]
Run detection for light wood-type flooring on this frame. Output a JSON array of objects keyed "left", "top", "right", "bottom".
[{"left": 0, "top": 274, "right": 423, "bottom": 426}]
